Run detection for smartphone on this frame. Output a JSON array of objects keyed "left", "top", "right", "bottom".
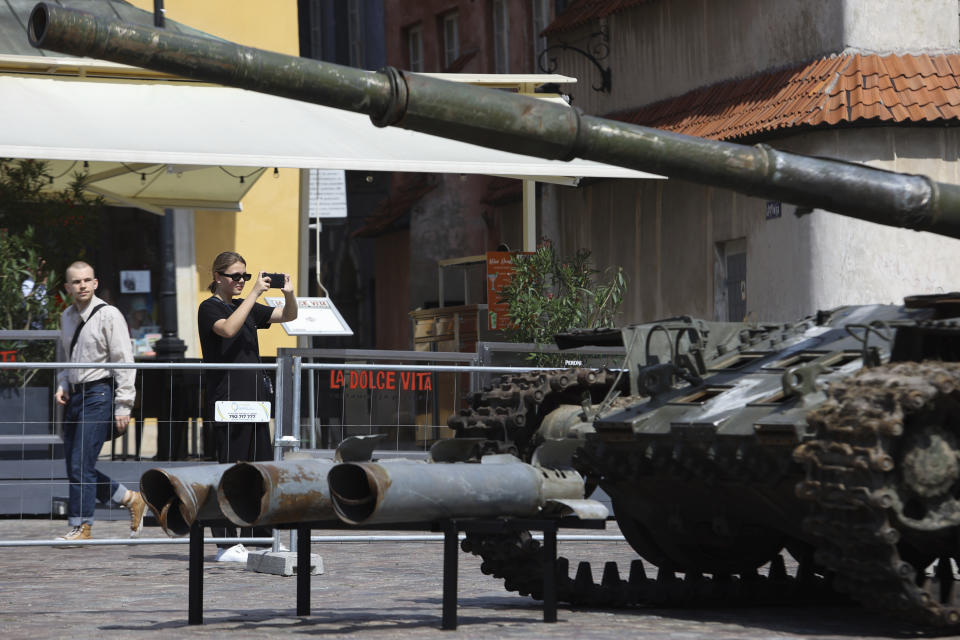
[{"left": 263, "top": 272, "right": 285, "bottom": 288}]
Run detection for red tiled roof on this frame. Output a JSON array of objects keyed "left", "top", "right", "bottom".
[
  {"left": 611, "top": 53, "right": 960, "bottom": 140},
  {"left": 543, "top": 0, "right": 652, "bottom": 36}
]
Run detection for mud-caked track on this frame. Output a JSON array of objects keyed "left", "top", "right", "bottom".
[{"left": 797, "top": 361, "right": 960, "bottom": 626}]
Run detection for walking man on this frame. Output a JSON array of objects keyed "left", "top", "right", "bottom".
[{"left": 54, "top": 261, "right": 146, "bottom": 540}]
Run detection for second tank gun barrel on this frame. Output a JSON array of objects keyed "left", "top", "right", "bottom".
[{"left": 26, "top": 2, "right": 960, "bottom": 240}]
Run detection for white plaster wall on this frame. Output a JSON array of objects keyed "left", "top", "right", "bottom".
[
  {"left": 842, "top": 0, "right": 959, "bottom": 54},
  {"left": 778, "top": 128, "right": 960, "bottom": 313}
]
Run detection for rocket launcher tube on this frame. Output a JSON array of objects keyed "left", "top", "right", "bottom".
[
  {"left": 217, "top": 459, "right": 336, "bottom": 527},
  {"left": 327, "top": 456, "right": 587, "bottom": 526},
  {"left": 140, "top": 464, "right": 234, "bottom": 537}
]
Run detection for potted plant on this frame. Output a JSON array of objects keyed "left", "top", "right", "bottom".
[{"left": 497, "top": 239, "right": 626, "bottom": 365}]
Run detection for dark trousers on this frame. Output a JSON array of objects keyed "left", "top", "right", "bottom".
[
  {"left": 63, "top": 382, "right": 123, "bottom": 526},
  {"left": 210, "top": 421, "right": 272, "bottom": 548}
]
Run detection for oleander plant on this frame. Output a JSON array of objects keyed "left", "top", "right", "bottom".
[{"left": 497, "top": 239, "right": 626, "bottom": 365}]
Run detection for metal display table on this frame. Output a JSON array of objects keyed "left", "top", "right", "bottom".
[{"left": 186, "top": 517, "right": 606, "bottom": 630}]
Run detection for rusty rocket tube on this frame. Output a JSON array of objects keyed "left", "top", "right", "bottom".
[
  {"left": 217, "top": 459, "right": 336, "bottom": 527},
  {"left": 327, "top": 456, "right": 586, "bottom": 526},
  {"left": 140, "top": 464, "right": 233, "bottom": 536}
]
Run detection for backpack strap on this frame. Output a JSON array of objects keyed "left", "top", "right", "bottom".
[{"left": 70, "top": 303, "right": 108, "bottom": 357}]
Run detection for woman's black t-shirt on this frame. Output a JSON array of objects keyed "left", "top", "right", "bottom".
[{"left": 197, "top": 296, "right": 273, "bottom": 420}]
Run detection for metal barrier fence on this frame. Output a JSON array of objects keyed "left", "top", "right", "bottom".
[
  {"left": 0, "top": 349, "right": 627, "bottom": 546},
  {"left": 0, "top": 355, "right": 560, "bottom": 522}
]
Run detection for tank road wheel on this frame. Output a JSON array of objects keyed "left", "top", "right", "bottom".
[
  {"left": 797, "top": 361, "right": 960, "bottom": 627},
  {"left": 611, "top": 498, "right": 786, "bottom": 575}
]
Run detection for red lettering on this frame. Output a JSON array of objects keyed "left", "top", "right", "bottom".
[
  {"left": 349, "top": 371, "right": 359, "bottom": 389},
  {"left": 400, "top": 372, "right": 412, "bottom": 390},
  {"left": 420, "top": 372, "right": 432, "bottom": 391},
  {"left": 386, "top": 371, "right": 396, "bottom": 390},
  {"left": 330, "top": 370, "right": 343, "bottom": 389}
]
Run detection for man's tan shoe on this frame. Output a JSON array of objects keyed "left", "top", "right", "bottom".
[
  {"left": 57, "top": 524, "right": 91, "bottom": 541},
  {"left": 125, "top": 491, "right": 147, "bottom": 537}
]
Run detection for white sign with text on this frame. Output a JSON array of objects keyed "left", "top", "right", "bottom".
[
  {"left": 310, "top": 169, "right": 347, "bottom": 218},
  {"left": 264, "top": 296, "right": 354, "bottom": 336},
  {"left": 215, "top": 401, "right": 271, "bottom": 422}
]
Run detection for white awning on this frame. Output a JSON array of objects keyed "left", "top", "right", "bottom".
[{"left": 0, "top": 59, "right": 660, "bottom": 212}]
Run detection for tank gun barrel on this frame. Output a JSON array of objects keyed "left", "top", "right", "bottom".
[{"left": 27, "top": 3, "right": 960, "bottom": 239}]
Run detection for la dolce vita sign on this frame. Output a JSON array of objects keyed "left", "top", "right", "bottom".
[{"left": 329, "top": 369, "right": 433, "bottom": 391}]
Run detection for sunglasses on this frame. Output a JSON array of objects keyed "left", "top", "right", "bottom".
[{"left": 218, "top": 271, "right": 252, "bottom": 282}]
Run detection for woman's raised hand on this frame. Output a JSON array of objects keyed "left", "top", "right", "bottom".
[{"left": 254, "top": 271, "right": 272, "bottom": 294}]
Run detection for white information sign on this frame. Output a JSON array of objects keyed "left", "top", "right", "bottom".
[
  {"left": 310, "top": 169, "right": 347, "bottom": 219},
  {"left": 119, "top": 270, "right": 151, "bottom": 293},
  {"left": 215, "top": 400, "right": 271, "bottom": 422},
  {"left": 264, "top": 297, "right": 353, "bottom": 336}
]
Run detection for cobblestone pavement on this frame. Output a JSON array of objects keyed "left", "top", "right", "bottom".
[{"left": 0, "top": 518, "right": 938, "bottom": 640}]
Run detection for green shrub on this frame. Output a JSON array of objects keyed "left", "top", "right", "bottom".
[
  {"left": 0, "top": 159, "right": 103, "bottom": 386},
  {"left": 497, "top": 240, "right": 626, "bottom": 364}
]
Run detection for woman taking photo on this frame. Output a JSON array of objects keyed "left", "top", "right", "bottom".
[{"left": 197, "top": 250, "right": 297, "bottom": 562}]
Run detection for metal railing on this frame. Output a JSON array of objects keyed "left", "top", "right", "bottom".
[
  {"left": 0, "top": 352, "right": 622, "bottom": 546},
  {"left": 275, "top": 348, "right": 568, "bottom": 452}
]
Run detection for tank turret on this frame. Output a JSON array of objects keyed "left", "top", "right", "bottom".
[{"left": 26, "top": 2, "right": 960, "bottom": 628}]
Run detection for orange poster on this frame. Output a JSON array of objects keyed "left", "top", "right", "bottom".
[{"left": 486, "top": 251, "right": 532, "bottom": 330}]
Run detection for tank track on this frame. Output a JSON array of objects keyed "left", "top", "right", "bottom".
[
  {"left": 796, "top": 361, "right": 960, "bottom": 627},
  {"left": 447, "top": 367, "right": 621, "bottom": 458},
  {"left": 451, "top": 369, "right": 833, "bottom": 609}
]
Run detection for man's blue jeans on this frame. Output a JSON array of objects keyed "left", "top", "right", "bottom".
[{"left": 62, "top": 382, "right": 127, "bottom": 526}]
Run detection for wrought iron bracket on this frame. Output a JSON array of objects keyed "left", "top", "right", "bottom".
[{"left": 537, "top": 30, "right": 611, "bottom": 93}]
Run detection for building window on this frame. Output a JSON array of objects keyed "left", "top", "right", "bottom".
[
  {"left": 441, "top": 11, "right": 460, "bottom": 69},
  {"left": 347, "top": 0, "right": 364, "bottom": 68},
  {"left": 492, "top": 0, "right": 509, "bottom": 73},
  {"left": 408, "top": 24, "right": 424, "bottom": 72},
  {"left": 532, "top": 0, "right": 550, "bottom": 65}
]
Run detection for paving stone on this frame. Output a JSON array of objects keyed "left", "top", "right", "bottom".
[{"left": 0, "top": 518, "right": 930, "bottom": 639}]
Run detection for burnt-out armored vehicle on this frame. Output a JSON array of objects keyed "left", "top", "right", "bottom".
[
  {"left": 26, "top": 3, "right": 960, "bottom": 627},
  {"left": 452, "top": 304, "right": 960, "bottom": 625}
]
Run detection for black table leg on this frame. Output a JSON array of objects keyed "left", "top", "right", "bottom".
[
  {"left": 188, "top": 521, "right": 203, "bottom": 625},
  {"left": 542, "top": 524, "right": 557, "bottom": 623},
  {"left": 441, "top": 520, "right": 458, "bottom": 630},
  {"left": 297, "top": 525, "right": 310, "bottom": 616}
]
